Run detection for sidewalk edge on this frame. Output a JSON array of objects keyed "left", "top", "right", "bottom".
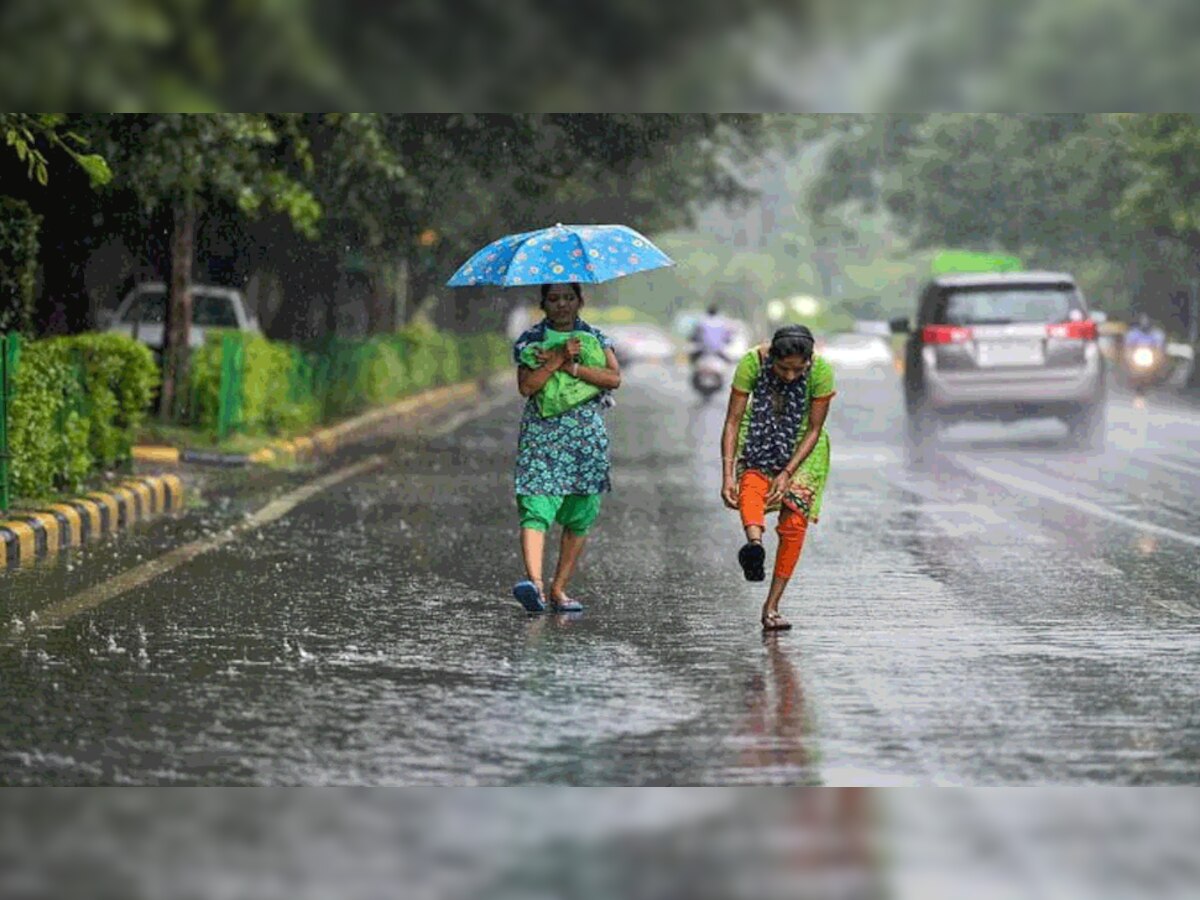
[
  {"left": 133, "top": 378, "right": 496, "bottom": 468},
  {"left": 0, "top": 474, "right": 185, "bottom": 570}
]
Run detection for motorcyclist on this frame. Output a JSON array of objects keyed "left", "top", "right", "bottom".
[
  {"left": 690, "top": 304, "right": 735, "bottom": 363},
  {"left": 1125, "top": 313, "right": 1166, "bottom": 349},
  {"left": 1122, "top": 312, "right": 1169, "bottom": 393}
]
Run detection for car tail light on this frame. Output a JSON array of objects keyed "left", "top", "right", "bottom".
[
  {"left": 1046, "top": 320, "right": 1097, "bottom": 340},
  {"left": 921, "top": 325, "right": 973, "bottom": 345}
]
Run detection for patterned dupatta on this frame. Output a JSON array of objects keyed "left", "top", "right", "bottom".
[{"left": 741, "top": 352, "right": 809, "bottom": 476}]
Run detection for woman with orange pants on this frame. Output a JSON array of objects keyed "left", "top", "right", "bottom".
[{"left": 720, "top": 325, "right": 835, "bottom": 630}]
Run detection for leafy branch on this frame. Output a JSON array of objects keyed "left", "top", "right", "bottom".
[{"left": 2, "top": 114, "right": 112, "bottom": 187}]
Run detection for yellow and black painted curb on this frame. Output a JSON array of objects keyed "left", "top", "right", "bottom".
[
  {"left": 133, "top": 380, "right": 483, "bottom": 468},
  {"left": 0, "top": 474, "right": 185, "bottom": 569}
]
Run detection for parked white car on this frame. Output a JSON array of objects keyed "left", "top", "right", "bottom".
[
  {"left": 103, "top": 282, "right": 260, "bottom": 351},
  {"left": 816, "top": 332, "right": 895, "bottom": 372}
]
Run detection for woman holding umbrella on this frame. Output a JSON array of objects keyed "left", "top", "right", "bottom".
[
  {"left": 509, "top": 282, "right": 621, "bottom": 611},
  {"left": 448, "top": 223, "right": 673, "bottom": 613}
]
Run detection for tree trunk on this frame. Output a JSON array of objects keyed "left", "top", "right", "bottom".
[
  {"left": 365, "top": 266, "right": 394, "bottom": 335},
  {"left": 403, "top": 266, "right": 433, "bottom": 326},
  {"left": 160, "top": 198, "right": 195, "bottom": 422}
]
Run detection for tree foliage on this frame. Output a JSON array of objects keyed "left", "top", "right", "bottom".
[
  {"left": 1, "top": 113, "right": 111, "bottom": 186},
  {"left": 1, "top": 0, "right": 805, "bottom": 110},
  {"left": 805, "top": 114, "right": 1200, "bottom": 325},
  {"left": 1119, "top": 114, "right": 1200, "bottom": 241},
  {"left": 0, "top": 197, "right": 41, "bottom": 334}
]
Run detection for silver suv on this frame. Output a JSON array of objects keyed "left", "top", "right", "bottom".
[{"left": 891, "top": 272, "right": 1106, "bottom": 450}]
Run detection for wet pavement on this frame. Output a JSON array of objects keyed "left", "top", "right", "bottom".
[{"left": 0, "top": 364, "right": 1198, "bottom": 785}]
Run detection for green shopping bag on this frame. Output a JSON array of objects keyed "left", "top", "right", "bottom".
[{"left": 518, "top": 330, "right": 607, "bottom": 417}]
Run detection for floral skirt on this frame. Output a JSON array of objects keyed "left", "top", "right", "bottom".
[{"left": 514, "top": 397, "right": 611, "bottom": 496}]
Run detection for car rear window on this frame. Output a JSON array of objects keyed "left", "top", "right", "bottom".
[
  {"left": 193, "top": 295, "right": 238, "bottom": 327},
  {"left": 938, "top": 287, "right": 1079, "bottom": 326}
]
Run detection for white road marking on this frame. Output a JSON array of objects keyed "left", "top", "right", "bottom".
[
  {"left": 1152, "top": 455, "right": 1200, "bottom": 478},
  {"left": 1150, "top": 598, "right": 1200, "bottom": 618},
  {"left": 955, "top": 458, "right": 1200, "bottom": 549},
  {"left": 8, "top": 455, "right": 386, "bottom": 634}
]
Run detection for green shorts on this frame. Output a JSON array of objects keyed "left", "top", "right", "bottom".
[{"left": 516, "top": 493, "right": 602, "bottom": 535}]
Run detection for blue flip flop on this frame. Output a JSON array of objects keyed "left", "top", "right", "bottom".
[
  {"left": 552, "top": 596, "right": 584, "bottom": 613},
  {"left": 512, "top": 581, "right": 546, "bottom": 613}
]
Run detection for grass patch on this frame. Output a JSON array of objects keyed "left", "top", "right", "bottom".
[{"left": 135, "top": 423, "right": 305, "bottom": 456}]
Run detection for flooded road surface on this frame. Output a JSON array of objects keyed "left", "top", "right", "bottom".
[{"left": 0, "top": 365, "right": 1198, "bottom": 784}]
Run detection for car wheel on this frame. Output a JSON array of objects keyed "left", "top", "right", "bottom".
[{"left": 1066, "top": 403, "right": 1106, "bottom": 452}]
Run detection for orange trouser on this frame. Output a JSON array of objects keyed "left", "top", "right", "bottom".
[{"left": 738, "top": 469, "right": 809, "bottom": 579}]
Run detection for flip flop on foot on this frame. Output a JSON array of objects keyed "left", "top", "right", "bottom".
[
  {"left": 512, "top": 581, "right": 546, "bottom": 613},
  {"left": 738, "top": 541, "right": 766, "bottom": 582},
  {"left": 551, "top": 594, "right": 584, "bottom": 613},
  {"left": 761, "top": 611, "right": 793, "bottom": 631}
]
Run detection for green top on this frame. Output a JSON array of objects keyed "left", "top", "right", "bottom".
[
  {"left": 518, "top": 329, "right": 608, "bottom": 417},
  {"left": 731, "top": 346, "right": 836, "bottom": 523}
]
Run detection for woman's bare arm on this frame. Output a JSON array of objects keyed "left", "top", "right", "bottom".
[
  {"left": 719, "top": 388, "right": 749, "bottom": 507},
  {"left": 517, "top": 347, "right": 564, "bottom": 397},
  {"left": 571, "top": 348, "right": 622, "bottom": 391},
  {"left": 721, "top": 389, "right": 749, "bottom": 471}
]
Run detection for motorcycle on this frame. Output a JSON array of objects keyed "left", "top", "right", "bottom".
[
  {"left": 1121, "top": 336, "right": 1170, "bottom": 393},
  {"left": 690, "top": 351, "right": 729, "bottom": 402}
]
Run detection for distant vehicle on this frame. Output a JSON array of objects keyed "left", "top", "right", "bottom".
[
  {"left": 1121, "top": 317, "right": 1170, "bottom": 394},
  {"left": 690, "top": 352, "right": 729, "bottom": 401},
  {"left": 103, "top": 283, "right": 260, "bottom": 358},
  {"left": 606, "top": 324, "right": 676, "bottom": 365},
  {"left": 1121, "top": 341, "right": 1170, "bottom": 393},
  {"left": 816, "top": 332, "right": 894, "bottom": 372},
  {"left": 890, "top": 271, "right": 1106, "bottom": 451},
  {"left": 673, "top": 310, "right": 751, "bottom": 359}
]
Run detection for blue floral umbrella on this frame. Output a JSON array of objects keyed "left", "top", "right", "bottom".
[{"left": 446, "top": 223, "right": 674, "bottom": 287}]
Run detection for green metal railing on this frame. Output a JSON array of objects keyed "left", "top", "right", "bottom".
[
  {"left": 0, "top": 333, "right": 18, "bottom": 511},
  {"left": 216, "top": 332, "right": 245, "bottom": 440}
]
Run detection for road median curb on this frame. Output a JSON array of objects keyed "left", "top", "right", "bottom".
[{"left": 0, "top": 474, "right": 185, "bottom": 570}]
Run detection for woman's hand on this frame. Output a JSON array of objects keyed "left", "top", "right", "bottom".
[
  {"left": 765, "top": 471, "right": 791, "bottom": 506},
  {"left": 534, "top": 345, "right": 566, "bottom": 371},
  {"left": 564, "top": 337, "right": 582, "bottom": 360},
  {"left": 721, "top": 474, "right": 740, "bottom": 509}
]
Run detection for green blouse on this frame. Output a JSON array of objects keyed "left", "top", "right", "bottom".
[{"left": 731, "top": 346, "right": 836, "bottom": 522}]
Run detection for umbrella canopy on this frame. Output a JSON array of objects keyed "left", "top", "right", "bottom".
[{"left": 446, "top": 224, "right": 674, "bottom": 288}]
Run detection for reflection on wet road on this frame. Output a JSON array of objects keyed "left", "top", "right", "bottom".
[{"left": 0, "top": 363, "right": 1198, "bottom": 784}]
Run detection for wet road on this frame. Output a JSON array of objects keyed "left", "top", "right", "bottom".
[{"left": 1, "top": 364, "right": 1198, "bottom": 785}]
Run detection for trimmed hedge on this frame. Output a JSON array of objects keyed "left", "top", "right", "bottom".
[
  {"left": 8, "top": 333, "right": 158, "bottom": 499},
  {"left": 187, "top": 325, "right": 511, "bottom": 438},
  {"left": 188, "top": 333, "right": 320, "bottom": 436}
]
